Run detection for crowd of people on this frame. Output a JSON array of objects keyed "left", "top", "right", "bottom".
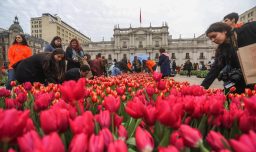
[{"left": 3, "top": 12, "right": 256, "bottom": 93}]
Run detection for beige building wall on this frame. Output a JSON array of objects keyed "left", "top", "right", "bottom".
[
  {"left": 239, "top": 6, "right": 256, "bottom": 23},
  {"left": 31, "top": 13, "right": 91, "bottom": 49}
]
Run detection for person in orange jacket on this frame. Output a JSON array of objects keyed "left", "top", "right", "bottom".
[
  {"left": 127, "top": 60, "right": 132, "bottom": 71},
  {"left": 144, "top": 59, "right": 157, "bottom": 73},
  {"left": 7, "top": 34, "right": 32, "bottom": 89}
]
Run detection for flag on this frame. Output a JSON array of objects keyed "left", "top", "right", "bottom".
[{"left": 140, "top": 8, "right": 142, "bottom": 24}]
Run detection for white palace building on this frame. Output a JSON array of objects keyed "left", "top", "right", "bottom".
[{"left": 83, "top": 22, "right": 216, "bottom": 66}]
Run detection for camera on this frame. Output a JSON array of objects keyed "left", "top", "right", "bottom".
[{"left": 218, "top": 65, "right": 243, "bottom": 88}]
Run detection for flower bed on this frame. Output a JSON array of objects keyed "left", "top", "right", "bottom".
[
  {"left": 180, "top": 70, "right": 209, "bottom": 78},
  {"left": 0, "top": 72, "right": 256, "bottom": 152}
]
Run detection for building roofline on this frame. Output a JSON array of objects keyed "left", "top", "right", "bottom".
[
  {"left": 239, "top": 5, "right": 256, "bottom": 16},
  {"left": 33, "top": 13, "right": 91, "bottom": 41}
]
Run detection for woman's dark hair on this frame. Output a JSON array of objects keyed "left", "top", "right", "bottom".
[
  {"left": 43, "top": 48, "right": 66, "bottom": 83},
  {"left": 206, "top": 22, "right": 232, "bottom": 36},
  {"left": 12, "top": 34, "right": 28, "bottom": 46},
  {"left": 159, "top": 48, "right": 165, "bottom": 53},
  {"left": 206, "top": 22, "right": 234, "bottom": 66},
  {"left": 68, "top": 38, "right": 81, "bottom": 51},
  {"left": 50, "top": 36, "right": 62, "bottom": 48}
]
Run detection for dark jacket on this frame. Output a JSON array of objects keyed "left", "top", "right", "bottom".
[
  {"left": 201, "top": 21, "right": 256, "bottom": 93},
  {"left": 158, "top": 53, "right": 171, "bottom": 77},
  {"left": 44, "top": 44, "right": 55, "bottom": 52},
  {"left": 14, "top": 53, "right": 63, "bottom": 84},
  {"left": 66, "top": 47, "right": 84, "bottom": 70},
  {"left": 64, "top": 68, "right": 81, "bottom": 81}
]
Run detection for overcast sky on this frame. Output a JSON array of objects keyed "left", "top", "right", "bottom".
[{"left": 0, "top": 0, "right": 255, "bottom": 41}]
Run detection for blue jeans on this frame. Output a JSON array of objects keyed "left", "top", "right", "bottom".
[{"left": 6, "top": 69, "right": 16, "bottom": 90}]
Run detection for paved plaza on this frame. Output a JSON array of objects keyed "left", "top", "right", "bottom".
[{"left": 172, "top": 74, "right": 223, "bottom": 89}]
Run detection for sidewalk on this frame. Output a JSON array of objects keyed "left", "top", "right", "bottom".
[{"left": 172, "top": 74, "right": 223, "bottom": 89}]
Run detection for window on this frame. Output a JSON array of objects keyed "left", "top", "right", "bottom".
[
  {"left": 199, "top": 53, "right": 204, "bottom": 59},
  {"left": 171, "top": 53, "right": 176, "bottom": 59},
  {"left": 122, "top": 41, "right": 127, "bottom": 48},
  {"left": 139, "top": 41, "right": 143, "bottom": 48},
  {"left": 185, "top": 53, "right": 190, "bottom": 59},
  {"left": 155, "top": 41, "right": 159, "bottom": 47},
  {"left": 108, "top": 54, "right": 112, "bottom": 60},
  {"left": 155, "top": 53, "right": 159, "bottom": 59}
]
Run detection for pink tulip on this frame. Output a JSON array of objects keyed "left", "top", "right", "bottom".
[
  {"left": 118, "top": 125, "right": 128, "bottom": 141},
  {"left": 103, "top": 95, "right": 120, "bottom": 113},
  {"left": 125, "top": 97, "right": 145, "bottom": 119},
  {"left": 40, "top": 108, "right": 69, "bottom": 134},
  {"left": 42, "top": 132, "right": 65, "bottom": 152},
  {"left": 34, "top": 93, "right": 53, "bottom": 111},
  {"left": 0, "top": 109, "right": 29, "bottom": 143},
  {"left": 69, "top": 133, "right": 88, "bottom": 152},
  {"left": 69, "top": 111, "right": 94, "bottom": 135},
  {"left": 158, "top": 145, "right": 179, "bottom": 152},
  {"left": 230, "top": 131, "right": 256, "bottom": 152},
  {"left": 135, "top": 126, "right": 154, "bottom": 152},
  {"left": 18, "top": 130, "right": 44, "bottom": 152},
  {"left": 206, "top": 131, "right": 230, "bottom": 151},
  {"left": 153, "top": 71, "right": 162, "bottom": 81},
  {"left": 243, "top": 96, "right": 256, "bottom": 116},
  {"left": 116, "top": 86, "right": 125, "bottom": 95},
  {"left": 108, "top": 140, "right": 128, "bottom": 152},
  {"left": 88, "top": 134, "right": 104, "bottom": 152},
  {"left": 169, "top": 131, "right": 184, "bottom": 150},
  {"left": 0, "top": 88, "right": 11, "bottom": 97},
  {"left": 99, "top": 128, "right": 114, "bottom": 149},
  {"left": 143, "top": 105, "right": 157, "bottom": 126},
  {"left": 179, "top": 125, "right": 202, "bottom": 148},
  {"left": 157, "top": 79, "right": 166, "bottom": 90},
  {"left": 146, "top": 85, "right": 155, "bottom": 96},
  {"left": 23, "top": 82, "right": 32, "bottom": 91},
  {"left": 5, "top": 98, "right": 21, "bottom": 109},
  {"left": 114, "top": 114, "right": 123, "bottom": 127},
  {"left": 16, "top": 92, "right": 27, "bottom": 104},
  {"left": 95, "top": 110, "right": 111, "bottom": 128}
]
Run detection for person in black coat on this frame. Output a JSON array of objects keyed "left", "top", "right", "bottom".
[
  {"left": 66, "top": 39, "right": 85, "bottom": 70},
  {"left": 64, "top": 64, "right": 91, "bottom": 81},
  {"left": 201, "top": 22, "right": 256, "bottom": 93},
  {"left": 13, "top": 48, "right": 66, "bottom": 84},
  {"left": 158, "top": 48, "right": 171, "bottom": 77}
]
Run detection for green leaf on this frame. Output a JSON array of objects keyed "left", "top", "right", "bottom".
[
  {"left": 126, "top": 137, "right": 136, "bottom": 146},
  {"left": 198, "top": 115, "right": 207, "bottom": 137},
  {"left": 159, "top": 127, "right": 171, "bottom": 146},
  {"left": 128, "top": 148, "right": 137, "bottom": 152}
]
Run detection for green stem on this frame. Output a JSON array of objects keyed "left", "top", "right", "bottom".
[
  {"left": 199, "top": 143, "right": 209, "bottom": 152},
  {"left": 75, "top": 101, "right": 81, "bottom": 115},
  {"left": 3, "top": 142, "right": 8, "bottom": 152},
  {"left": 61, "top": 133, "right": 67, "bottom": 149},
  {"left": 111, "top": 113, "right": 115, "bottom": 134}
]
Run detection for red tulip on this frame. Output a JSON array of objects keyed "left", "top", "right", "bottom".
[
  {"left": 243, "top": 96, "right": 256, "bottom": 116},
  {"left": 158, "top": 145, "right": 179, "bottom": 152},
  {"left": 179, "top": 125, "right": 202, "bottom": 148},
  {"left": 114, "top": 113, "right": 123, "bottom": 127},
  {"left": 99, "top": 128, "right": 114, "bottom": 149},
  {"left": 18, "top": 130, "right": 44, "bottom": 152},
  {"left": 69, "top": 133, "right": 88, "bottom": 152},
  {"left": 95, "top": 110, "right": 111, "bottom": 128},
  {"left": 143, "top": 105, "right": 157, "bottom": 126},
  {"left": 0, "top": 109, "right": 29, "bottom": 143},
  {"left": 230, "top": 86, "right": 236, "bottom": 92},
  {"left": 116, "top": 86, "right": 125, "bottom": 95},
  {"left": 40, "top": 108, "right": 69, "bottom": 134},
  {"left": 208, "top": 98, "right": 224, "bottom": 116},
  {"left": 108, "top": 140, "right": 128, "bottom": 152},
  {"left": 34, "top": 93, "right": 53, "bottom": 111},
  {"left": 23, "top": 118, "right": 36, "bottom": 134},
  {"left": 23, "top": 82, "right": 32, "bottom": 91},
  {"left": 0, "top": 88, "right": 11, "bottom": 97},
  {"left": 16, "top": 92, "right": 27, "bottom": 104},
  {"left": 125, "top": 97, "right": 145, "bottom": 119},
  {"left": 69, "top": 111, "right": 94, "bottom": 135},
  {"left": 42, "top": 132, "right": 65, "bottom": 152},
  {"left": 118, "top": 125, "right": 128, "bottom": 141},
  {"left": 145, "top": 85, "right": 155, "bottom": 96},
  {"left": 206, "top": 131, "right": 230, "bottom": 151},
  {"left": 169, "top": 131, "right": 184, "bottom": 150},
  {"left": 88, "top": 134, "right": 104, "bottom": 152},
  {"left": 157, "top": 79, "right": 166, "bottom": 90},
  {"left": 60, "top": 78, "right": 86, "bottom": 104},
  {"left": 5, "top": 98, "right": 21, "bottom": 109},
  {"left": 153, "top": 71, "right": 162, "bottom": 81},
  {"left": 230, "top": 131, "right": 256, "bottom": 152},
  {"left": 103, "top": 95, "right": 120, "bottom": 113},
  {"left": 135, "top": 126, "right": 154, "bottom": 152}
]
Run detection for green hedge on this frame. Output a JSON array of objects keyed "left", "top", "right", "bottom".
[
  {"left": 0, "top": 76, "right": 7, "bottom": 86},
  {"left": 179, "top": 70, "right": 209, "bottom": 78}
]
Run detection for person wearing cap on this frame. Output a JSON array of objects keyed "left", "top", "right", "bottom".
[
  {"left": 64, "top": 64, "right": 91, "bottom": 81},
  {"left": 13, "top": 48, "right": 66, "bottom": 84}
]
